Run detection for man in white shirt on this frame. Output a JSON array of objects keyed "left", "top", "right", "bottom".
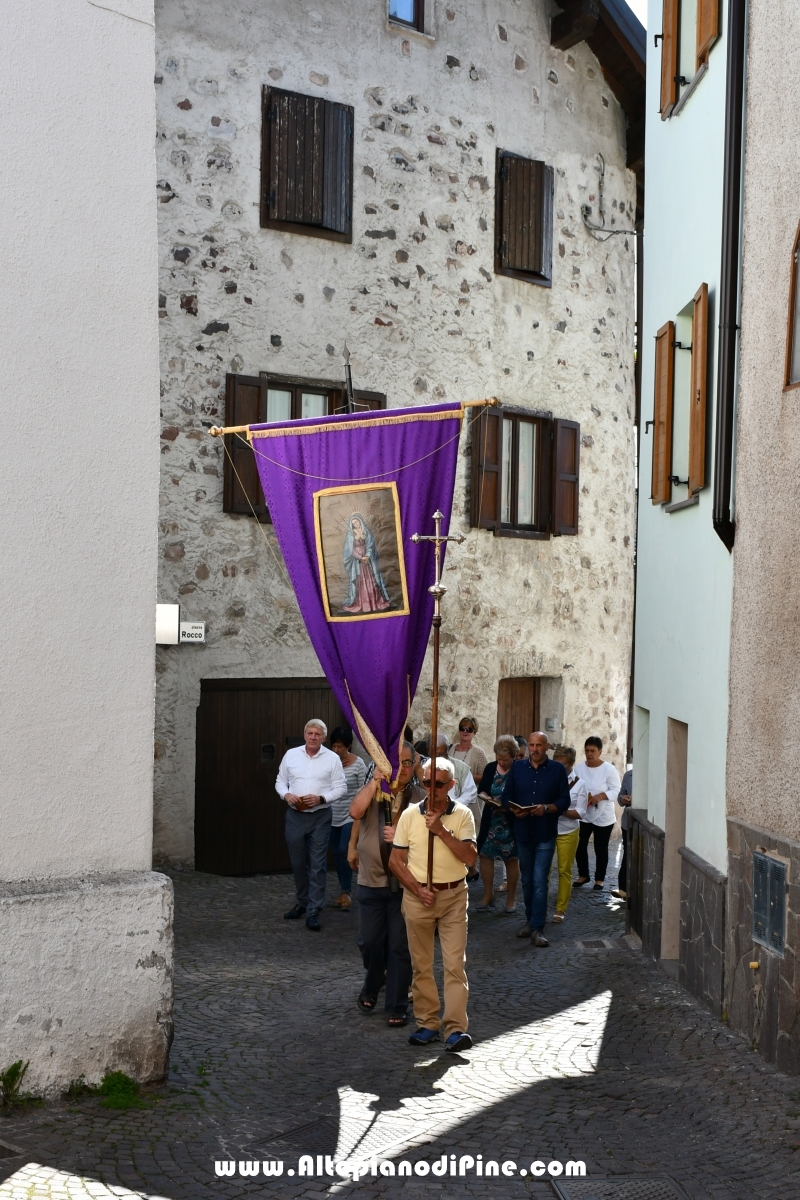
[
  {"left": 573, "top": 736, "right": 621, "bottom": 892},
  {"left": 275, "top": 718, "right": 347, "bottom": 931}
]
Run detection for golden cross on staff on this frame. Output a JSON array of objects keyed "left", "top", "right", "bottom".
[{"left": 411, "top": 510, "right": 465, "bottom": 892}]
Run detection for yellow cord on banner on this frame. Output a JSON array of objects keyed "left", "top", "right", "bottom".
[{"left": 219, "top": 437, "right": 293, "bottom": 590}]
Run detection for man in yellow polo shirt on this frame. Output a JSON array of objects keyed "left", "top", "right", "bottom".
[{"left": 389, "top": 757, "right": 477, "bottom": 1052}]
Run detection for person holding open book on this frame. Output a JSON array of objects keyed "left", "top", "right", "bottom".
[
  {"left": 475, "top": 735, "right": 520, "bottom": 913},
  {"left": 501, "top": 732, "right": 571, "bottom": 947}
]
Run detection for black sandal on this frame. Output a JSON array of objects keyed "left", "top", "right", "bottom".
[
  {"left": 358, "top": 990, "right": 378, "bottom": 1013},
  {"left": 388, "top": 1011, "right": 408, "bottom": 1027}
]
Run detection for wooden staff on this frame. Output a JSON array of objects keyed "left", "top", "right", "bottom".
[{"left": 411, "top": 511, "right": 465, "bottom": 891}]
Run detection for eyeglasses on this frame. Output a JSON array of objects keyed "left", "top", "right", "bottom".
[
  {"left": 424, "top": 779, "right": 451, "bottom": 790},
  {"left": 458, "top": 725, "right": 475, "bottom": 733},
  {"left": 400, "top": 759, "right": 414, "bottom": 768}
]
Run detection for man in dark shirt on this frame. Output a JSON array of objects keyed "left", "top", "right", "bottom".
[{"left": 502, "top": 731, "right": 571, "bottom": 947}]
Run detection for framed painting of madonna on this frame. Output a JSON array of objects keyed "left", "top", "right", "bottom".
[{"left": 314, "top": 482, "right": 410, "bottom": 622}]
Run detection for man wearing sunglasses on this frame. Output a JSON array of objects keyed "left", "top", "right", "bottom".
[{"left": 389, "top": 758, "right": 478, "bottom": 1053}]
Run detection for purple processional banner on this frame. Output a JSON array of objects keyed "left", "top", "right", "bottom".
[{"left": 248, "top": 402, "right": 464, "bottom": 777}]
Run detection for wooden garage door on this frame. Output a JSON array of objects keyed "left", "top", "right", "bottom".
[
  {"left": 496, "top": 677, "right": 541, "bottom": 741},
  {"left": 195, "top": 678, "right": 347, "bottom": 875}
]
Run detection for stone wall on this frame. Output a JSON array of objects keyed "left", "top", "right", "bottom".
[
  {"left": 727, "top": 818, "right": 800, "bottom": 1076},
  {"left": 628, "top": 809, "right": 663, "bottom": 962},
  {"left": 153, "top": 0, "right": 637, "bottom": 865},
  {"left": 679, "top": 845, "right": 726, "bottom": 1020}
]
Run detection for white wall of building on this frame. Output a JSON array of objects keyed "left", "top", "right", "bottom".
[
  {"left": 0, "top": 0, "right": 161, "bottom": 880},
  {"left": 0, "top": 0, "right": 172, "bottom": 1091},
  {"left": 634, "top": 0, "right": 732, "bottom": 873}
]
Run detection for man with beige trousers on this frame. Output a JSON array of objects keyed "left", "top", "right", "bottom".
[{"left": 389, "top": 756, "right": 478, "bottom": 1053}]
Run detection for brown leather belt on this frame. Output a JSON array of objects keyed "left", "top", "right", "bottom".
[{"left": 413, "top": 879, "right": 465, "bottom": 891}]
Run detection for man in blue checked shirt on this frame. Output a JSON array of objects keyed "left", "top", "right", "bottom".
[{"left": 502, "top": 732, "right": 571, "bottom": 947}]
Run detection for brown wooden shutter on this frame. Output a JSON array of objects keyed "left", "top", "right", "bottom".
[
  {"left": 688, "top": 284, "right": 709, "bottom": 494},
  {"left": 551, "top": 419, "right": 580, "bottom": 536},
  {"left": 262, "top": 88, "right": 324, "bottom": 228},
  {"left": 322, "top": 100, "right": 353, "bottom": 238},
  {"left": 651, "top": 321, "right": 675, "bottom": 504},
  {"left": 223, "top": 374, "right": 268, "bottom": 520},
  {"left": 696, "top": 0, "right": 719, "bottom": 68},
  {"left": 470, "top": 405, "right": 503, "bottom": 531},
  {"left": 497, "top": 152, "right": 553, "bottom": 281},
  {"left": 660, "top": 0, "right": 679, "bottom": 119}
]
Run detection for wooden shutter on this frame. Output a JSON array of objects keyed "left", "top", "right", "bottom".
[
  {"left": 263, "top": 89, "right": 324, "bottom": 227},
  {"left": 470, "top": 404, "right": 503, "bottom": 531},
  {"left": 262, "top": 88, "right": 353, "bottom": 241},
  {"left": 552, "top": 419, "right": 580, "bottom": 536},
  {"left": 497, "top": 152, "right": 553, "bottom": 282},
  {"left": 696, "top": 0, "right": 719, "bottom": 68},
  {"left": 660, "top": 0, "right": 679, "bottom": 119},
  {"left": 223, "top": 374, "right": 268, "bottom": 520},
  {"left": 651, "top": 322, "right": 675, "bottom": 504},
  {"left": 322, "top": 101, "right": 353, "bottom": 238},
  {"left": 688, "top": 284, "right": 709, "bottom": 494}
]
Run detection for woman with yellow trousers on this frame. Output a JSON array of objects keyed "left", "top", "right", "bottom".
[{"left": 550, "top": 746, "right": 588, "bottom": 923}]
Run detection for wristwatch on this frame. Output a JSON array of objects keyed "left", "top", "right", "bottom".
[{"left": 319, "top": 796, "right": 326, "bottom": 804}]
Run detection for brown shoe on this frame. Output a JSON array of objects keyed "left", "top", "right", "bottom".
[{"left": 338, "top": 894, "right": 352, "bottom": 910}]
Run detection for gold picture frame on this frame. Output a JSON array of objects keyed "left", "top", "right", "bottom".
[{"left": 313, "top": 482, "right": 410, "bottom": 623}]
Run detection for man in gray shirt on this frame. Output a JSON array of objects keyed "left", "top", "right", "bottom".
[{"left": 348, "top": 742, "right": 423, "bottom": 1025}]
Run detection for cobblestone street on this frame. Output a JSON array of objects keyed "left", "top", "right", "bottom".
[{"left": 2, "top": 859, "right": 799, "bottom": 1200}]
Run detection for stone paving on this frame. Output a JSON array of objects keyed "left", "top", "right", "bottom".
[{"left": 2, "top": 848, "right": 800, "bottom": 1200}]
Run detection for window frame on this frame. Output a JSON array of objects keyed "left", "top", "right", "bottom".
[
  {"left": 659, "top": 0, "right": 720, "bottom": 120},
  {"left": 494, "top": 150, "right": 554, "bottom": 288},
  {"left": 388, "top": 0, "right": 425, "bottom": 33},
  {"left": 222, "top": 372, "right": 386, "bottom": 521},
  {"left": 784, "top": 221, "right": 800, "bottom": 391},
  {"left": 260, "top": 87, "right": 354, "bottom": 244},
  {"left": 498, "top": 408, "right": 552, "bottom": 538}
]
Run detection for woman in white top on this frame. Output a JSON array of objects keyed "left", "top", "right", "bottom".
[
  {"left": 573, "top": 736, "right": 621, "bottom": 892},
  {"left": 550, "top": 746, "right": 589, "bottom": 922},
  {"left": 329, "top": 726, "right": 367, "bottom": 910}
]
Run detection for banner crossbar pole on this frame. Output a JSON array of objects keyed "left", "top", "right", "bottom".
[{"left": 206, "top": 397, "right": 498, "bottom": 438}]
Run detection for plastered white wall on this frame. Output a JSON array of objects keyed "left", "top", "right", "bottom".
[
  {"left": 634, "top": 0, "right": 731, "bottom": 873},
  {"left": 0, "top": 0, "right": 162, "bottom": 879},
  {"left": 0, "top": 0, "right": 163, "bottom": 883},
  {"left": 0, "top": 874, "right": 173, "bottom": 1096},
  {"left": 152, "top": 0, "right": 638, "bottom": 864}
]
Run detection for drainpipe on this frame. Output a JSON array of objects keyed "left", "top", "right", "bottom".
[{"left": 712, "top": 0, "right": 748, "bottom": 551}]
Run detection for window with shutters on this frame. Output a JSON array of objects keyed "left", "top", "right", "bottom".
[
  {"left": 658, "top": 0, "right": 719, "bottom": 120},
  {"left": 784, "top": 221, "right": 800, "bottom": 390},
  {"left": 388, "top": 0, "right": 425, "bottom": 33},
  {"left": 261, "top": 88, "right": 354, "bottom": 243},
  {"left": 222, "top": 373, "right": 386, "bottom": 520},
  {"left": 495, "top": 150, "right": 554, "bottom": 287},
  {"left": 651, "top": 286, "right": 709, "bottom": 510},
  {"left": 753, "top": 851, "right": 787, "bottom": 957},
  {"left": 471, "top": 405, "right": 579, "bottom": 538}
]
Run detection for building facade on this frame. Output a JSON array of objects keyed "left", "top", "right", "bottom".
[
  {"left": 726, "top": 0, "right": 800, "bottom": 1073},
  {"left": 631, "top": 0, "right": 732, "bottom": 1005},
  {"left": 152, "top": 0, "right": 643, "bottom": 872},
  {"left": 0, "top": 0, "right": 172, "bottom": 1093}
]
